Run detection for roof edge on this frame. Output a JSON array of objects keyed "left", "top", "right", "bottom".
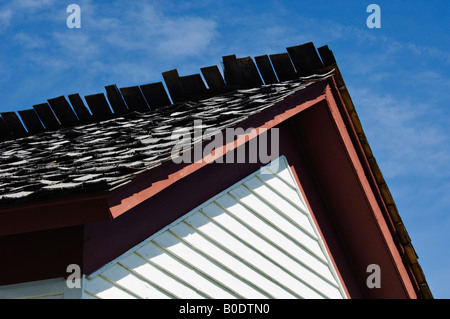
[
  {"left": 317, "top": 47, "right": 433, "bottom": 299},
  {"left": 0, "top": 42, "right": 328, "bottom": 142},
  {"left": 0, "top": 192, "right": 110, "bottom": 236}
]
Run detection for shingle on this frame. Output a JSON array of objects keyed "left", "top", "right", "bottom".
[
  {"left": 1, "top": 191, "right": 34, "bottom": 199},
  {"left": 42, "top": 182, "right": 83, "bottom": 190}
]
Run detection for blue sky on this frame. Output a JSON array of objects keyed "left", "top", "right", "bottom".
[{"left": 0, "top": 0, "right": 449, "bottom": 298}]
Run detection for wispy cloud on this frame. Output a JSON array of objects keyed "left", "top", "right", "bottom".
[
  {"left": 14, "top": 0, "right": 55, "bottom": 9},
  {"left": 0, "top": 8, "right": 12, "bottom": 32},
  {"left": 156, "top": 16, "right": 217, "bottom": 56},
  {"left": 13, "top": 32, "right": 47, "bottom": 49},
  {"left": 353, "top": 88, "right": 450, "bottom": 179},
  {"left": 0, "top": 0, "right": 57, "bottom": 30},
  {"left": 87, "top": 2, "right": 218, "bottom": 58},
  {"left": 397, "top": 40, "right": 450, "bottom": 65},
  {"left": 0, "top": 1, "right": 219, "bottom": 109}
]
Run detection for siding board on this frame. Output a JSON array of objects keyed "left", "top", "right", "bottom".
[
  {"left": 0, "top": 278, "right": 65, "bottom": 299},
  {"left": 84, "top": 156, "right": 346, "bottom": 299}
]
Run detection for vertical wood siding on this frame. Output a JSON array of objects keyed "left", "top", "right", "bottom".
[{"left": 84, "top": 156, "right": 346, "bottom": 299}]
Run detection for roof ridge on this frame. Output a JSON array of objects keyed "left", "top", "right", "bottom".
[{"left": 0, "top": 42, "right": 335, "bottom": 141}]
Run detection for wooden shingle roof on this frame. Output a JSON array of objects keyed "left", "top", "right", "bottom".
[
  {"left": 0, "top": 73, "right": 331, "bottom": 205},
  {"left": 0, "top": 42, "right": 334, "bottom": 205}
]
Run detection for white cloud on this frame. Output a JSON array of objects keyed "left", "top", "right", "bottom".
[
  {"left": 0, "top": 8, "right": 12, "bottom": 32},
  {"left": 13, "top": 32, "right": 47, "bottom": 49},
  {"left": 14, "top": 0, "right": 55, "bottom": 9},
  {"left": 353, "top": 88, "right": 450, "bottom": 179},
  {"left": 156, "top": 16, "right": 217, "bottom": 56},
  {"left": 0, "top": 0, "right": 59, "bottom": 34},
  {"left": 404, "top": 41, "right": 450, "bottom": 65},
  {"left": 103, "top": 3, "right": 217, "bottom": 58},
  {"left": 51, "top": 31, "right": 99, "bottom": 60},
  {"left": 0, "top": 1, "right": 219, "bottom": 96}
]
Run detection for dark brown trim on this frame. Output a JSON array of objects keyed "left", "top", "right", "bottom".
[
  {"left": 326, "top": 77, "right": 425, "bottom": 298},
  {"left": 291, "top": 100, "right": 414, "bottom": 298},
  {"left": 0, "top": 225, "right": 84, "bottom": 286},
  {"left": 0, "top": 192, "right": 110, "bottom": 236},
  {"left": 324, "top": 79, "right": 420, "bottom": 297}
]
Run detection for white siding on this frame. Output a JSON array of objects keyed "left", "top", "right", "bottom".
[
  {"left": 0, "top": 278, "right": 66, "bottom": 299},
  {"left": 84, "top": 156, "right": 346, "bottom": 299}
]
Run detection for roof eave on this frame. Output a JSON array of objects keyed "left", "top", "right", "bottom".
[
  {"left": 0, "top": 192, "right": 111, "bottom": 236},
  {"left": 318, "top": 58, "right": 433, "bottom": 299}
]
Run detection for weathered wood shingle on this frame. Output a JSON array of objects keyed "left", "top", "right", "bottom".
[{"left": 0, "top": 73, "right": 332, "bottom": 205}]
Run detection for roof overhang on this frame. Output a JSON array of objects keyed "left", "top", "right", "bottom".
[{"left": 0, "top": 192, "right": 110, "bottom": 236}]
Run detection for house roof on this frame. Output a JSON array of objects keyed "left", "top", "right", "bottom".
[
  {"left": 0, "top": 73, "right": 332, "bottom": 206},
  {"left": 0, "top": 42, "right": 333, "bottom": 206},
  {"left": 0, "top": 42, "right": 432, "bottom": 298}
]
